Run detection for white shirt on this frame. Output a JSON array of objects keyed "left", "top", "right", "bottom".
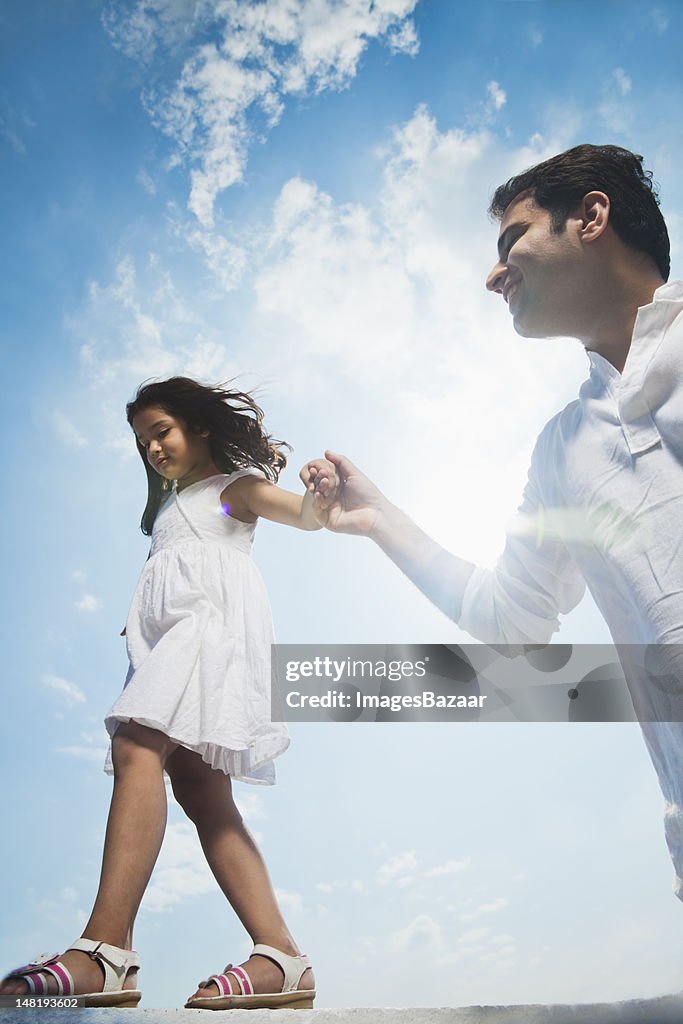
[
  {"left": 461, "top": 278, "right": 683, "bottom": 649},
  {"left": 458, "top": 279, "right": 683, "bottom": 899}
]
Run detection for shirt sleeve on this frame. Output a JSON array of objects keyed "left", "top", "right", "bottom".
[{"left": 458, "top": 425, "right": 586, "bottom": 649}]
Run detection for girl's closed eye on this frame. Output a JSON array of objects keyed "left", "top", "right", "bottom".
[{"left": 142, "top": 428, "right": 169, "bottom": 450}]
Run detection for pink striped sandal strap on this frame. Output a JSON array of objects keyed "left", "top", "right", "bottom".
[
  {"left": 6, "top": 955, "right": 74, "bottom": 996},
  {"left": 21, "top": 972, "right": 49, "bottom": 996},
  {"left": 40, "top": 962, "right": 74, "bottom": 996},
  {"left": 205, "top": 972, "right": 234, "bottom": 997},
  {"left": 224, "top": 965, "right": 253, "bottom": 996}
]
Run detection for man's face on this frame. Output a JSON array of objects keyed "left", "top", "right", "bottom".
[{"left": 485, "top": 193, "right": 586, "bottom": 338}]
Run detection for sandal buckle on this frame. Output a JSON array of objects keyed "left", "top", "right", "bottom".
[{"left": 29, "top": 953, "right": 58, "bottom": 967}]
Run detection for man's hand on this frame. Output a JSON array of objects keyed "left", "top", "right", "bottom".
[{"left": 302, "top": 451, "right": 388, "bottom": 535}]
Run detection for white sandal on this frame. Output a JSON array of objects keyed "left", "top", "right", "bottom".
[
  {"left": 185, "top": 943, "right": 315, "bottom": 1010},
  {"left": 3, "top": 938, "right": 142, "bottom": 1007}
]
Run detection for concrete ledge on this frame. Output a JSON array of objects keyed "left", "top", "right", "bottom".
[{"left": 2, "top": 995, "right": 682, "bottom": 1023}]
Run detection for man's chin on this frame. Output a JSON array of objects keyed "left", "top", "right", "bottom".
[
  {"left": 511, "top": 313, "right": 533, "bottom": 338},
  {"left": 511, "top": 312, "right": 549, "bottom": 339}
]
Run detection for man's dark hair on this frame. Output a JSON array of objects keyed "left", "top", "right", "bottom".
[{"left": 488, "top": 144, "right": 670, "bottom": 281}]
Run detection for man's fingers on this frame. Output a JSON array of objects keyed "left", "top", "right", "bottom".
[
  {"left": 300, "top": 461, "right": 328, "bottom": 492},
  {"left": 324, "top": 450, "right": 360, "bottom": 479}
]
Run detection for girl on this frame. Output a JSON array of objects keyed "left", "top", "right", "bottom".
[{"left": 1, "top": 376, "right": 337, "bottom": 1010}]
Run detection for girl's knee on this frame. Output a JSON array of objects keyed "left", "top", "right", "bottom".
[{"left": 170, "top": 770, "right": 239, "bottom": 823}]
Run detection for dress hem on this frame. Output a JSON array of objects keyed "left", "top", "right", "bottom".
[{"left": 103, "top": 715, "right": 289, "bottom": 786}]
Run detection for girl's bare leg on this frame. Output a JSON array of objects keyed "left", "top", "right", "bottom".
[
  {"left": 0, "top": 722, "right": 176, "bottom": 996},
  {"left": 165, "top": 746, "right": 314, "bottom": 1000}
]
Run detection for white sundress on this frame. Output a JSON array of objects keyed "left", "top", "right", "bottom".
[{"left": 103, "top": 470, "right": 289, "bottom": 785}]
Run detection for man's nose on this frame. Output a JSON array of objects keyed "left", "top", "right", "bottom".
[{"left": 486, "top": 260, "right": 506, "bottom": 294}]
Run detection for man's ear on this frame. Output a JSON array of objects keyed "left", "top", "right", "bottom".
[{"left": 579, "top": 190, "right": 610, "bottom": 243}]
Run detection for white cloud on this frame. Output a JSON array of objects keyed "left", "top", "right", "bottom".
[
  {"left": 31, "top": 884, "right": 84, "bottom": 929},
  {"left": 599, "top": 69, "right": 634, "bottom": 132},
  {"left": 54, "top": 410, "right": 87, "bottom": 448},
  {"left": 458, "top": 926, "right": 490, "bottom": 946},
  {"left": 389, "top": 913, "right": 443, "bottom": 953},
  {"left": 75, "top": 593, "right": 102, "bottom": 612},
  {"left": 274, "top": 887, "right": 304, "bottom": 914},
  {"left": 42, "top": 673, "right": 87, "bottom": 706},
  {"left": 103, "top": 0, "right": 200, "bottom": 62},
  {"left": 387, "top": 17, "right": 419, "bottom": 56},
  {"left": 72, "top": 104, "right": 590, "bottom": 568},
  {"left": 459, "top": 897, "right": 508, "bottom": 922},
  {"left": 254, "top": 175, "right": 418, "bottom": 374},
  {"left": 143, "top": 822, "right": 216, "bottom": 912},
  {"left": 651, "top": 7, "right": 669, "bottom": 33},
  {"left": 376, "top": 849, "right": 418, "bottom": 886},
  {"left": 77, "top": 255, "right": 179, "bottom": 387},
  {"left": 423, "top": 856, "right": 471, "bottom": 877},
  {"left": 0, "top": 96, "right": 30, "bottom": 156},
  {"left": 71, "top": 252, "right": 240, "bottom": 398},
  {"left": 71, "top": 569, "right": 87, "bottom": 584},
  {"left": 58, "top": 726, "right": 109, "bottom": 763},
  {"left": 528, "top": 24, "right": 543, "bottom": 47},
  {"left": 486, "top": 80, "right": 506, "bottom": 112},
  {"left": 136, "top": 167, "right": 157, "bottom": 194},
  {"left": 57, "top": 744, "right": 108, "bottom": 764},
  {"left": 316, "top": 878, "right": 365, "bottom": 893},
  {"left": 480, "top": 943, "right": 517, "bottom": 966},
  {"left": 106, "top": 0, "right": 420, "bottom": 226},
  {"left": 183, "top": 222, "right": 247, "bottom": 292},
  {"left": 248, "top": 106, "right": 589, "bottom": 561},
  {"left": 612, "top": 67, "right": 632, "bottom": 96},
  {"left": 234, "top": 791, "right": 266, "bottom": 822}
]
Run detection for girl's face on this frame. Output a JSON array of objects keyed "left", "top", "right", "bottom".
[{"left": 132, "top": 406, "right": 216, "bottom": 488}]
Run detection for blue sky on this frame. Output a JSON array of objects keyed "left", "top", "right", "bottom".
[{"left": 2, "top": 0, "right": 683, "bottom": 1009}]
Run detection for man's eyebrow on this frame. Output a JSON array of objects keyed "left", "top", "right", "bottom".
[
  {"left": 135, "top": 419, "right": 169, "bottom": 443},
  {"left": 497, "top": 223, "right": 526, "bottom": 262}
]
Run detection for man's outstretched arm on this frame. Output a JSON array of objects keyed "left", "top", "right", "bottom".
[
  {"left": 301, "top": 451, "right": 476, "bottom": 621},
  {"left": 303, "top": 446, "right": 586, "bottom": 647}
]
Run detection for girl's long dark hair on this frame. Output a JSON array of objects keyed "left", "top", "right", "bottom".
[{"left": 127, "top": 377, "right": 290, "bottom": 535}]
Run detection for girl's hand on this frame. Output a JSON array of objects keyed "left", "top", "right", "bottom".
[
  {"left": 312, "top": 451, "right": 388, "bottom": 536},
  {"left": 300, "top": 457, "right": 340, "bottom": 511}
]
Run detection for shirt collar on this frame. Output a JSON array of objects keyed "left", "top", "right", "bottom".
[{"left": 587, "top": 278, "right": 683, "bottom": 383}]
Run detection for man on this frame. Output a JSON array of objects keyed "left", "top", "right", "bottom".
[{"left": 304, "top": 144, "right": 683, "bottom": 900}]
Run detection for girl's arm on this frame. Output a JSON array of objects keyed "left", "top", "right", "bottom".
[{"left": 221, "top": 460, "right": 338, "bottom": 531}]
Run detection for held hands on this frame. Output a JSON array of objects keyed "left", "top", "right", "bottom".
[
  {"left": 299, "top": 456, "right": 340, "bottom": 526},
  {"left": 300, "top": 451, "right": 388, "bottom": 535}
]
